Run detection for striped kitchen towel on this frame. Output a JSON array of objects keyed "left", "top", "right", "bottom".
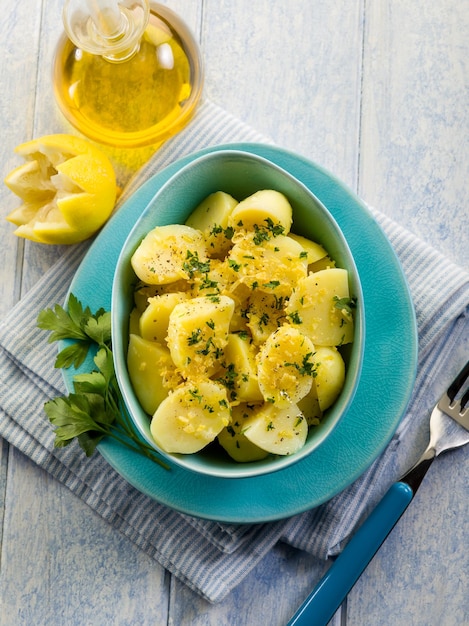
[{"left": 0, "top": 101, "right": 468, "bottom": 602}]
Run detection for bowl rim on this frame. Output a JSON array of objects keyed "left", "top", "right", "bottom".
[{"left": 111, "top": 149, "right": 365, "bottom": 478}]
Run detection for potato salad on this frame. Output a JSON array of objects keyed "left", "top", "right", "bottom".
[{"left": 127, "top": 190, "right": 355, "bottom": 461}]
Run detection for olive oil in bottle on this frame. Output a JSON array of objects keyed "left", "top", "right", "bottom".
[{"left": 53, "top": 2, "right": 203, "bottom": 149}]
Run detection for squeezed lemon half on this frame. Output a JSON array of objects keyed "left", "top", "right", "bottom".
[{"left": 4, "top": 134, "right": 117, "bottom": 244}]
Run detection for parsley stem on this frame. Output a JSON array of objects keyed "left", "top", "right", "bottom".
[
  {"left": 104, "top": 428, "right": 170, "bottom": 469},
  {"left": 106, "top": 377, "right": 170, "bottom": 469}
]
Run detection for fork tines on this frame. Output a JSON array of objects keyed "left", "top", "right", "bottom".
[
  {"left": 438, "top": 360, "right": 469, "bottom": 428},
  {"left": 447, "top": 360, "right": 469, "bottom": 407}
]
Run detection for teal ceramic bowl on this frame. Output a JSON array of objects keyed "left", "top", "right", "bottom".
[{"left": 112, "top": 150, "right": 364, "bottom": 478}]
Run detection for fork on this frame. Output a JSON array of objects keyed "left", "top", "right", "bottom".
[{"left": 287, "top": 360, "right": 469, "bottom": 626}]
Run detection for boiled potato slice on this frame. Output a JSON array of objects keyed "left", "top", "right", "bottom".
[
  {"left": 242, "top": 403, "right": 307, "bottom": 456},
  {"left": 190, "top": 257, "right": 231, "bottom": 299},
  {"left": 128, "top": 307, "right": 141, "bottom": 336},
  {"left": 131, "top": 224, "right": 207, "bottom": 285},
  {"left": 247, "top": 290, "right": 287, "bottom": 345},
  {"left": 228, "top": 232, "right": 307, "bottom": 298},
  {"left": 309, "top": 255, "right": 336, "bottom": 272},
  {"left": 150, "top": 380, "right": 231, "bottom": 454},
  {"left": 288, "top": 233, "right": 327, "bottom": 265},
  {"left": 134, "top": 280, "right": 192, "bottom": 312},
  {"left": 185, "top": 191, "right": 238, "bottom": 258},
  {"left": 228, "top": 299, "right": 251, "bottom": 335},
  {"left": 286, "top": 268, "right": 354, "bottom": 345},
  {"left": 185, "top": 191, "right": 238, "bottom": 232},
  {"left": 228, "top": 189, "right": 292, "bottom": 234},
  {"left": 127, "top": 334, "right": 177, "bottom": 415},
  {"left": 218, "top": 404, "right": 269, "bottom": 462},
  {"left": 218, "top": 333, "right": 263, "bottom": 403},
  {"left": 257, "top": 325, "right": 315, "bottom": 407},
  {"left": 313, "top": 346, "right": 346, "bottom": 411},
  {"left": 297, "top": 383, "right": 323, "bottom": 426},
  {"left": 133, "top": 283, "right": 165, "bottom": 313},
  {"left": 134, "top": 283, "right": 160, "bottom": 313},
  {"left": 139, "top": 292, "right": 189, "bottom": 344},
  {"left": 166, "top": 295, "right": 235, "bottom": 377}
]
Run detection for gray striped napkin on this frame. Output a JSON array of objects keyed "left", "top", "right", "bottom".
[{"left": 1, "top": 101, "right": 468, "bottom": 602}]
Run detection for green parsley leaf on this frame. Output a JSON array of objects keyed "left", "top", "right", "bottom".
[
  {"left": 44, "top": 394, "right": 105, "bottom": 443},
  {"left": 93, "top": 346, "right": 115, "bottom": 386},
  {"left": 55, "top": 342, "right": 90, "bottom": 369},
  {"left": 77, "top": 431, "right": 105, "bottom": 456},
  {"left": 85, "top": 311, "right": 112, "bottom": 345},
  {"left": 37, "top": 295, "right": 169, "bottom": 469},
  {"left": 73, "top": 371, "right": 108, "bottom": 396},
  {"left": 37, "top": 299, "right": 88, "bottom": 343}
]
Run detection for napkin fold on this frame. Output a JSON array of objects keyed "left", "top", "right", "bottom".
[{"left": 1, "top": 101, "right": 468, "bottom": 603}]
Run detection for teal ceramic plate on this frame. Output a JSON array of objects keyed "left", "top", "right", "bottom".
[{"left": 64, "top": 143, "right": 418, "bottom": 523}]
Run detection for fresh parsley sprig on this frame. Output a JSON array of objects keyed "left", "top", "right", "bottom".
[{"left": 37, "top": 294, "right": 169, "bottom": 469}]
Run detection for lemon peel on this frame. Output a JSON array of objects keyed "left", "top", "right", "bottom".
[{"left": 4, "top": 134, "right": 117, "bottom": 244}]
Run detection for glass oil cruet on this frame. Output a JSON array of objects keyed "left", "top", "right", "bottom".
[{"left": 52, "top": 0, "right": 204, "bottom": 151}]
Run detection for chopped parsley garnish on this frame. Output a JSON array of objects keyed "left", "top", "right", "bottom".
[
  {"left": 228, "top": 259, "right": 242, "bottom": 272},
  {"left": 252, "top": 225, "right": 271, "bottom": 246},
  {"left": 183, "top": 250, "right": 210, "bottom": 278},
  {"left": 287, "top": 310, "right": 303, "bottom": 325},
  {"left": 265, "top": 218, "right": 285, "bottom": 236},
  {"left": 333, "top": 295, "right": 356, "bottom": 316},
  {"left": 284, "top": 352, "right": 317, "bottom": 377},
  {"left": 187, "top": 328, "right": 202, "bottom": 345},
  {"left": 210, "top": 224, "right": 223, "bottom": 235},
  {"left": 188, "top": 388, "right": 203, "bottom": 403},
  {"left": 216, "top": 364, "right": 238, "bottom": 401},
  {"left": 197, "top": 337, "right": 214, "bottom": 356},
  {"left": 200, "top": 275, "right": 219, "bottom": 291},
  {"left": 251, "top": 219, "right": 285, "bottom": 246},
  {"left": 273, "top": 295, "right": 286, "bottom": 310}
]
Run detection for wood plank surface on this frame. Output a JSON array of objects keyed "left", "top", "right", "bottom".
[
  {"left": 0, "top": 1, "right": 467, "bottom": 625},
  {"left": 358, "top": 0, "right": 469, "bottom": 267}
]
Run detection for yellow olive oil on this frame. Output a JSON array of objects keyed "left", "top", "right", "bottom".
[{"left": 53, "top": 9, "right": 202, "bottom": 149}]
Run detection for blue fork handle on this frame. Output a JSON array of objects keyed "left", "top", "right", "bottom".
[{"left": 286, "top": 482, "right": 414, "bottom": 626}]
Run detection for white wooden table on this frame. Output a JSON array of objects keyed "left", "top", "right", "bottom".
[{"left": 1, "top": 1, "right": 468, "bottom": 624}]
